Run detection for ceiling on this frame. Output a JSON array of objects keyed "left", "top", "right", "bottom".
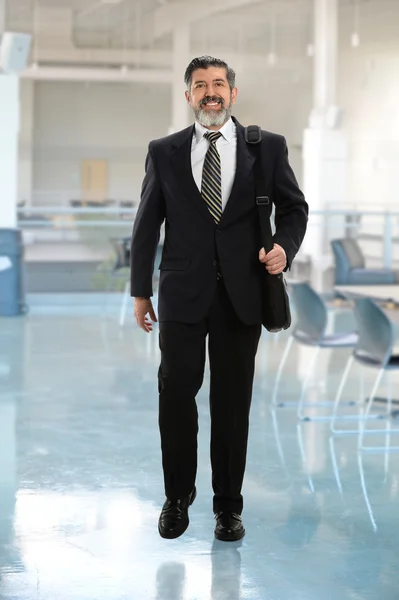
[{"left": 4, "top": 0, "right": 399, "bottom": 70}]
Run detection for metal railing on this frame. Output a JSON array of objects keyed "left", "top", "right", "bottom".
[
  {"left": 309, "top": 209, "right": 399, "bottom": 269},
  {"left": 17, "top": 206, "right": 399, "bottom": 294}
]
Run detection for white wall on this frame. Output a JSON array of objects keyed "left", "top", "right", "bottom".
[
  {"left": 235, "top": 42, "right": 399, "bottom": 212},
  {"left": 32, "top": 81, "right": 171, "bottom": 206},
  {"left": 234, "top": 69, "right": 312, "bottom": 185},
  {"left": 26, "top": 41, "right": 399, "bottom": 212},
  {"left": 29, "top": 74, "right": 310, "bottom": 207},
  {"left": 0, "top": 77, "right": 19, "bottom": 229},
  {"left": 19, "top": 80, "right": 35, "bottom": 207},
  {"left": 338, "top": 47, "right": 399, "bottom": 210}
]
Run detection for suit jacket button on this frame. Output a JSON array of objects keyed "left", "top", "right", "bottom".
[{"left": 212, "top": 261, "right": 217, "bottom": 267}]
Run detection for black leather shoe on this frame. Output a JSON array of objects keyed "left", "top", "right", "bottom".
[
  {"left": 158, "top": 487, "right": 197, "bottom": 539},
  {"left": 214, "top": 512, "right": 245, "bottom": 542}
]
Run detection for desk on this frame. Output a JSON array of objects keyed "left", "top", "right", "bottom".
[
  {"left": 335, "top": 285, "right": 399, "bottom": 304},
  {"left": 335, "top": 285, "right": 399, "bottom": 324}
]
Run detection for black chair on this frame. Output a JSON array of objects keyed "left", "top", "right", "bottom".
[
  {"left": 331, "top": 238, "right": 397, "bottom": 285},
  {"left": 108, "top": 237, "right": 162, "bottom": 325},
  {"left": 108, "top": 237, "right": 131, "bottom": 325},
  {"left": 110, "top": 236, "right": 130, "bottom": 271}
]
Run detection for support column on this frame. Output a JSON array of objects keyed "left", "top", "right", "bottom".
[
  {"left": 0, "top": 398, "right": 16, "bottom": 547},
  {"left": 0, "top": 75, "right": 20, "bottom": 229},
  {"left": 0, "top": 0, "right": 5, "bottom": 35},
  {"left": 169, "top": 24, "right": 190, "bottom": 134},
  {"left": 302, "top": 0, "right": 347, "bottom": 291},
  {"left": 0, "top": 74, "right": 25, "bottom": 316},
  {"left": 19, "top": 79, "right": 35, "bottom": 208},
  {"left": 313, "top": 0, "right": 337, "bottom": 111},
  {"left": 0, "top": 319, "right": 25, "bottom": 552}
]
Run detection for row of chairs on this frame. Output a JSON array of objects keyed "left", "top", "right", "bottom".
[
  {"left": 108, "top": 236, "right": 397, "bottom": 326},
  {"left": 107, "top": 237, "right": 130, "bottom": 326},
  {"left": 108, "top": 237, "right": 163, "bottom": 326},
  {"left": 274, "top": 282, "right": 399, "bottom": 452},
  {"left": 332, "top": 238, "right": 397, "bottom": 285},
  {"left": 108, "top": 238, "right": 399, "bottom": 455}
]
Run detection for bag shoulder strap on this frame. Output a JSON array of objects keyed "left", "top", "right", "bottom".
[{"left": 245, "top": 125, "right": 274, "bottom": 254}]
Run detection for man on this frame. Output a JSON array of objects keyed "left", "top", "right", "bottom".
[{"left": 131, "top": 56, "right": 308, "bottom": 542}]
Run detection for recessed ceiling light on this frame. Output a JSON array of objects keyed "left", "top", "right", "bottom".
[
  {"left": 351, "top": 32, "right": 360, "bottom": 47},
  {"left": 267, "top": 52, "right": 277, "bottom": 67}
]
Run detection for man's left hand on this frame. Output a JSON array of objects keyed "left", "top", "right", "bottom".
[{"left": 259, "top": 244, "right": 287, "bottom": 275}]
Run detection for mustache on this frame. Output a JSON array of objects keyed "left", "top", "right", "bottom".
[{"left": 199, "top": 96, "right": 225, "bottom": 107}]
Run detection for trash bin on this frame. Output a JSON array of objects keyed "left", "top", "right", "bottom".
[{"left": 0, "top": 229, "right": 25, "bottom": 316}]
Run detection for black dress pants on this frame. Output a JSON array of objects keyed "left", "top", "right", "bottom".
[{"left": 158, "top": 279, "right": 262, "bottom": 514}]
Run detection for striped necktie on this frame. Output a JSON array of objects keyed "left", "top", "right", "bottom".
[{"left": 201, "top": 131, "right": 223, "bottom": 223}]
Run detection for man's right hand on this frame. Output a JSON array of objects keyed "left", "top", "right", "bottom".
[{"left": 134, "top": 297, "right": 158, "bottom": 333}]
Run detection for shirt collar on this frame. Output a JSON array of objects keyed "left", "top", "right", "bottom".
[{"left": 194, "top": 117, "right": 235, "bottom": 144}]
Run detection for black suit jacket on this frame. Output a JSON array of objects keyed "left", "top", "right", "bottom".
[{"left": 130, "top": 117, "right": 308, "bottom": 324}]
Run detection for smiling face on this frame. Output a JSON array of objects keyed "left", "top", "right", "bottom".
[{"left": 185, "top": 66, "right": 238, "bottom": 130}]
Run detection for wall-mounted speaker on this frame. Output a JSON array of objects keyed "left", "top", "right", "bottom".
[{"left": 0, "top": 32, "right": 32, "bottom": 74}]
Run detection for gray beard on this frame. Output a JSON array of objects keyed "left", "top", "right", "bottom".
[{"left": 194, "top": 103, "right": 232, "bottom": 128}]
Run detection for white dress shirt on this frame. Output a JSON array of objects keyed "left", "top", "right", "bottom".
[{"left": 191, "top": 118, "right": 237, "bottom": 211}]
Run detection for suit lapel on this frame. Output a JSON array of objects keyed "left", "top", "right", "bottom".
[
  {"left": 168, "top": 118, "right": 270, "bottom": 228},
  {"left": 169, "top": 125, "right": 215, "bottom": 226},
  {"left": 219, "top": 120, "right": 255, "bottom": 227}
]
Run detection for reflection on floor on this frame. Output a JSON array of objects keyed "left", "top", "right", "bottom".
[{"left": 1, "top": 306, "right": 399, "bottom": 600}]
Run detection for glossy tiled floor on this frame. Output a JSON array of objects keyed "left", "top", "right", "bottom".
[{"left": 1, "top": 304, "right": 399, "bottom": 599}]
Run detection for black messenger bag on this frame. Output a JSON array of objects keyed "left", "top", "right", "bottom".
[{"left": 245, "top": 125, "right": 291, "bottom": 333}]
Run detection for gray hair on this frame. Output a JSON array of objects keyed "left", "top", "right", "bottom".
[{"left": 184, "top": 56, "right": 236, "bottom": 91}]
